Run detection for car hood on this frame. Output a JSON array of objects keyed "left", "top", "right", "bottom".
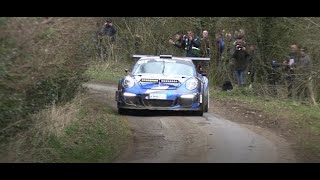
[{"left": 133, "top": 74, "right": 192, "bottom": 89}]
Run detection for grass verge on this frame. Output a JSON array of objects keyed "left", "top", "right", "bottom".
[
  {"left": 84, "top": 61, "right": 131, "bottom": 84},
  {"left": 5, "top": 91, "right": 130, "bottom": 163}
]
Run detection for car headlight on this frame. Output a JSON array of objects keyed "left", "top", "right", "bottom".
[
  {"left": 122, "top": 76, "right": 135, "bottom": 88},
  {"left": 185, "top": 78, "right": 198, "bottom": 90}
]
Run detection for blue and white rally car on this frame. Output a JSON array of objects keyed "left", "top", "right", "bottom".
[{"left": 115, "top": 55, "right": 210, "bottom": 116}]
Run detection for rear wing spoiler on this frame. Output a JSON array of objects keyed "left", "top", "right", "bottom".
[
  {"left": 132, "top": 54, "right": 210, "bottom": 61},
  {"left": 183, "top": 57, "right": 210, "bottom": 61},
  {"left": 132, "top": 54, "right": 156, "bottom": 58}
]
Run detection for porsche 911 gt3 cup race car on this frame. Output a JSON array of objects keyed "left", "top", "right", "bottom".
[{"left": 115, "top": 55, "right": 210, "bottom": 116}]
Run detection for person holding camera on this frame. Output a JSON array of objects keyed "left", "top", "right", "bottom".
[
  {"left": 282, "top": 55, "right": 295, "bottom": 98},
  {"left": 100, "top": 19, "right": 117, "bottom": 42},
  {"left": 184, "top": 30, "right": 201, "bottom": 57},
  {"left": 169, "top": 31, "right": 186, "bottom": 49},
  {"left": 282, "top": 44, "right": 299, "bottom": 98},
  {"left": 231, "top": 39, "right": 249, "bottom": 87},
  {"left": 169, "top": 30, "right": 201, "bottom": 57},
  {"left": 95, "top": 19, "right": 117, "bottom": 60}
]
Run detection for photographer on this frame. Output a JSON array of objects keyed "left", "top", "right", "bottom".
[
  {"left": 170, "top": 30, "right": 201, "bottom": 57},
  {"left": 100, "top": 19, "right": 117, "bottom": 42},
  {"left": 282, "top": 56, "right": 295, "bottom": 98},
  {"left": 184, "top": 30, "right": 201, "bottom": 57},
  {"left": 169, "top": 32, "right": 186, "bottom": 49},
  {"left": 231, "top": 39, "right": 249, "bottom": 87},
  {"left": 282, "top": 44, "right": 299, "bottom": 98}
]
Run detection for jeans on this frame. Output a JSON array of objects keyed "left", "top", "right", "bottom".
[
  {"left": 234, "top": 70, "right": 245, "bottom": 86},
  {"left": 285, "top": 74, "right": 295, "bottom": 98}
]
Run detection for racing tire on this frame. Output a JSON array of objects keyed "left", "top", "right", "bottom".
[
  {"left": 194, "top": 110, "right": 203, "bottom": 116},
  {"left": 194, "top": 96, "right": 204, "bottom": 116},
  {"left": 118, "top": 108, "right": 127, "bottom": 115}
]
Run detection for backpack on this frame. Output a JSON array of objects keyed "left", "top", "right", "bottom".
[{"left": 222, "top": 81, "right": 233, "bottom": 91}]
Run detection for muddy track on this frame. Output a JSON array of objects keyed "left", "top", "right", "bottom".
[{"left": 84, "top": 82, "right": 297, "bottom": 163}]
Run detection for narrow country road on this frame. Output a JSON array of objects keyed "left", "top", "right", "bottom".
[{"left": 84, "top": 83, "right": 297, "bottom": 163}]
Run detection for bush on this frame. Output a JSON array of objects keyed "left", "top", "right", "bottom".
[{"left": 0, "top": 17, "right": 97, "bottom": 139}]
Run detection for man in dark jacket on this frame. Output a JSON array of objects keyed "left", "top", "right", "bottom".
[
  {"left": 169, "top": 32, "right": 186, "bottom": 49},
  {"left": 170, "top": 30, "right": 201, "bottom": 57},
  {"left": 100, "top": 19, "right": 117, "bottom": 42},
  {"left": 215, "top": 33, "right": 225, "bottom": 66},
  {"left": 232, "top": 39, "right": 249, "bottom": 87},
  {"left": 283, "top": 44, "right": 298, "bottom": 98},
  {"left": 184, "top": 30, "right": 201, "bottom": 57}
]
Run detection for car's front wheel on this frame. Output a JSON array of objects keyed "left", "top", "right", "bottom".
[
  {"left": 193, "top": 94, "right": 204, "bottom": 116},
  {"left": 118, "top": 108, "right": 127, "bottom": 115},
  {"left": 194, "top": 110, "right": 203, "bottom": 116}
]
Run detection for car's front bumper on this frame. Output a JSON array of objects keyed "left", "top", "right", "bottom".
[{"left": 115, "top": 90, "right": 202, "bottom": 111}]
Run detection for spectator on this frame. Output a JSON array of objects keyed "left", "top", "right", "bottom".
[
  {"left": 238, "top": 29, "right": 246, "bottom": 40},
  {"left": 282, "top": 55, "right": 296, "bottom": 98},
  {"left": 247, "top": 44, "right": 257, "bottom": 87},
  {"left": 296, "top": 47, "right": 311, "bottom": 73},
  {"left": 282, "top": 44, "right": 299, "bottom": 98},
  {"left": 296, "top": 47, "right": 312, "bottom": 100},
  {"left": 224, "top": 33, "right": 233, "bottom": 62},
  {"left": 100, "top": 19, "right": 117, "bottom": 42},
  {"left": 169, "top": 31, "right": 186, "bottom": 50},
  {"left": 233, "top": 30, "right": 240, "bottom": 40},
  {"left": 200, "top": 30, "right": 211, "bottom": 57},
  {"left": 134, "top": 34, "right": 143, "bottom": 54},
  {"left": 184, "top": 30, "right": 201, "bottom": 57},
  {"left": 216, "top": 32, "right": 225, "bottom": 66},
  {"left": 232, "top": 39, "right": 249, "bottom": 87},
  {"left": 289, "top": 44, "right": 299, "bottom": 61}
]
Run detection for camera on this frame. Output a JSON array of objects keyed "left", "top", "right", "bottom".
[
  {"left": 183, "top": 35, "right": 188, "bottom": 40},
  {"left": 271, "top": 61, "right": 280, "bottom": 69},
  {"left": 236, "top": 45, "right": 243, "bottom": 50}
]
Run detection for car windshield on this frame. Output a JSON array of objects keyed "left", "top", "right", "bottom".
[{"left": 132, "top": 59, "right": 195, "bottom": 76}]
